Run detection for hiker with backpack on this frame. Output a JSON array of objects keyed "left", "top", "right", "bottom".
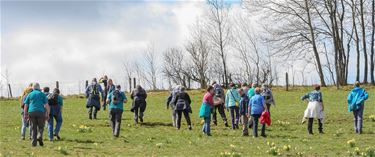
[
  {"left": 107, "top": 79, "right": 116, "bottom": 95},
  {"left": 249, "top": 87, "right": 268, "bottom": 137},
  {"left": 301, "top": 85, "right": 324, "bottom": 135},
  {"left": 171, "top": 86, "right": 192, "bottom": 130},
  {"left": 199, "top": 85, "right": 224, "bottom": 136},
  {"left": 167, "top": 85, "right": 182, "bottom": 127},
  {"left": 47, "top": 88, "right": 63, "bottom": 141},
  {"left": 23, "top": 83, "right": 50, "bottom": 147},
  {"left": 225, "top": 83, "right": 241, "bottom": 130},
  {"left": 211, "top": 82, "right": 229, "bottom": 127},
  {"left": 347, "top": 81, "right": 369, "bottom": 134},
  {"left": 107, "top": 85, "right": 127, "bottom": 137},
  {"left": 238, "top": 88, "right": 249, "bottom": 136},
  {"left": 99, "top": 75, "right": 109, "bottom": 110},
  {"left": 85, "top": 78, "right": 104, "bottom": 119},
  {"left": 261, "top": 84, "right": 275, "bottom": 114},
  {"left": 130, "top": 85, "right": 147, "bottom": 124},
  {"left": 247, "top": 83, "right": 257, "bottom": 128},
  {"left": 20, "top": 83, "right": 33, "bottom": 140}
]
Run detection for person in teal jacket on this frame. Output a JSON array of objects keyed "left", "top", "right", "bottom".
[
  {"left": 347, "top": 81, "right": 369, "bottom": 134},
  {"left": 107, "top": 85, "right": 127, "bottom": 137},
  {"left": 225, "top": 83, "right": 241, "bottom": 129},
  {"left": 23, "top": 83, "right": 50, "bottom": 147},
  {"left": 247, "top": 83, "right": 257, "bottom": 99}
]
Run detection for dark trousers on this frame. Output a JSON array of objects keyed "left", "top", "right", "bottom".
[
  {"left": 176, "top": 110, "right": 191, "bottom": 129},
  {"left": 29, "top": 112, "right": 45, "bottom": 146},
  {"left": 252, "top": 114, "right": 265, "bottom": 137},
  {"left": 353, "top": 105, "right": 364, "bottom": 134},
  {"left": 87, "top": 106, "right": 99, "bottom": 119},
  {"left": 266, "top": 103, "right": 271, "bottom": 115},
  {"left": 307, "top": 118, "right": 323, "bottom": 134},
  {"left": 109, "top": 109, "right": 123, "bottom": 137},
  {"left": 212, "top": 104, "right": 227, "bottom": 125},
  {"left": 102, "top": 93, "right": 107, "bottom": 110},
  {"left": 133, "top": 107, "right": 144, "bottom": 123},
  {"left": 229, "top": 106, "right": 240, "bottom": 129}
]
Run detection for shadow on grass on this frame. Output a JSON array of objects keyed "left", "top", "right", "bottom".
[
  {"left": 64, "top": 139, "right": 103, "bottom": 144},
  {"left": 141, "top": 122, "right": 173, "bottom": 127}
]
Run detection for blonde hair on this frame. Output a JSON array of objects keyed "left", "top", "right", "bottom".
[{"left": 255, "top": 87, "right": 262, "bottom": 94}]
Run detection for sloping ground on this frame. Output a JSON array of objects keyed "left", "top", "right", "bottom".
[{"left": 0, "top": 86, "right": 374, "bottom": 157}]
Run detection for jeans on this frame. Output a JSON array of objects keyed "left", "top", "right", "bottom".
[
  {"left": 241, "top": 115, "right": 249, "bottom": 136},
  {"left": 307, "top": 118, "right": 323, "bottom": 134},
  {"left": 21, "top": 112, "right": 32, "bottom": 138},
  {"left": 252, "top": 114, "right": 265, "bottom": 137},
  {"left": 87, "top": 106, "right": 99, "bottom": 119},
  {"left": 172, "top": 109, "right": 177, "bottom": 127},
  {"left": 109, "top": 109, "right": 123, "bottom": 137},
  {"left": 202, "top": 116, "right": 211, "bottom": 135},
  {"left": 176, "top": 110, "right": 191, "bottom": 129},
  {"left": 229, "top": 106, "right": 239, "bottom": 129},
  {"left": 353, "top": 105, "right": 364, "bottom": 134},
  {"left": 47, "top": 113, "right": 63, "bottom": 140},
  {"left": 133, "top": 107, "right": 144, "bottom": 123},
  {"left": 212, "top": 103, "right": 227, "bottom": 125},
  {"left": 29, "top": 112, "right": 45, "bottom": 146}
]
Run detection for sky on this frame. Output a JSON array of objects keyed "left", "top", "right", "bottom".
[{"left": 0, "top": 0, "right": 366, "bottom": 96}]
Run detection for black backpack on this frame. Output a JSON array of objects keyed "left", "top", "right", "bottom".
[
  {"left": 91, "top": 85, "right": 99, "bottom": 95},
  {"left": 48, "top": 93, "right": 59, "bottom": 106},
  {"left": 112, "top": 90, "right": 121, "bottom": 104}
]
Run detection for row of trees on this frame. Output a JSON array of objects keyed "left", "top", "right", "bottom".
[{"left": 124, "top": 0, "right": 374, "bottom": 90}]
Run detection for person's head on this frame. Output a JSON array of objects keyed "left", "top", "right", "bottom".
[
  {"left": 33, "top": 83, "right": 41, "bottom": 91},
  {"left": 314, "top": 84, "right": 321, "bottom": 91},
  {"left": 354, "top": 81, "right": 360, "bottom": 87},
  {"left": 43, "top": 87, "right": 50, "bottom": 93},
  {"left": 104, "top": 75, "right": 108, "bottom": 79},
  {"left": 108, "top": 79, "right": 113, "bottom": 85},
  {"left": 180, "top": 86, "right": 186, "bottom": 92},
  {"left": 229, "top": 82, "right": 235, "bottom": 88},
  {"left": 262, "top": 84, "right": 268, "bottom": 89},
  {"left": 116, "top": 85, "right": 121, "bottom": 90},
  {"left": 221, "top": 84, "right": 225, "bottom": 88},
  {"left": 136, "top": 85, "right": 142, "bottom": 89},
  {"left": 211, "top": 81, "right": 217, "bottom": 86},
  {"left": 255, "top": 87, "right": 262, "bottom": 94},
  {"left": 242, "top": 83, "right": 248, "bottom": 88},
  {"left": 92, "top": 78, "right": 97, "bottom": 84},
  {"left": 207, "top": 86, "right": 214, "bottom": 94},
  {"left": 53, "top": 88, "right": 60, "bottom": 95},
  {"left": 251, "top": 83, "right": 257, "bottom": 88},
  {"left": 238, "top": 88, "right": 244, "bottom": 96},
  {"left": 28, "top": 83, "right": 33, "bottom": 87}
]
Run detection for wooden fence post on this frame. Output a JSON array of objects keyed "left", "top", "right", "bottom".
[
  {"left": 85, "top": 80, "right": 89, "bottom": 88},
  {"left": 286, "top": 72, "right": 289, "bottom": 91},
  {"left": 8, "top": 84, "right": 12, "bottom": 98},
  {"left": 56, "top": 81, "right": 59, "bottom": 89},
  {"left": 129, "top": 77, "right": 132, "bottom": 92},
  {"left": 133, "top": 78, "right": 136, "bottom": 89}
]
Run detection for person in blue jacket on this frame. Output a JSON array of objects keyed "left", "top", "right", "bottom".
[
  {"left": 249, "top": 87, "right": 268, "bottom": 137},
  {"left": 225, "top": 83, "right": 241, "bottom": 130},
  {"left": 47, "top": 88, "right": 63, "bottom": 141},
  {"left": 347, "top": 81, "right": 369, "bottom": 134},
  {"left": 85, "top": 78, "right": 104, "bottom": 120},
  {"left": 107, "top": 85, "right": 127, "bottom": 137}
]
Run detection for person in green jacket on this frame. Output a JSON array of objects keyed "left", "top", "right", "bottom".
[
  {"left": 347, "top": 81, "right": 369, "bottom": 134},
  {"left": 225, "top": 83, "right": 241, "bottom": 129}
]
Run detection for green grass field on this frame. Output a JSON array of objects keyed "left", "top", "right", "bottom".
[{"left": 0, "top": 86, "right": 374, "bottom": 157}]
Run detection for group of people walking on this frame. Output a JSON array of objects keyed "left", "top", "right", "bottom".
[
  {"left": 198, "top": 82, "right": 275, "bottom": 137},
  {"left": 19, "top": 77, "right": 370, "bottom": 147}
]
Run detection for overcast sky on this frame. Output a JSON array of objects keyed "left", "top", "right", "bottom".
[{"left": 0, "top": 0, "right": 365, "bottom": 96}]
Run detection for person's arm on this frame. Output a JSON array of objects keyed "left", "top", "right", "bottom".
[
  {"left": 85, "top": 86, "right": 90, "bottom": 98},
  {"left": 347, "top": 91, "right": 353, "bottom": 104},
  {"left": 225, "top": 92, "right": 229, "bottom": 108},
  {"left": 44, "top": 103, "right": 50, "bottom": 121},
  {"left": 247, "top": 99, "right": 251, "bottom": 118},
  {"left": 59, "top": 96, "right": 64, "bottom": 112},
  {"left": 263, "top": 97, "right": 268, "bottom": 112},
  {"left": 363, "top": 90, "right": 369, "bottom": 100},
  {"left": 187, "top": 94, "right": 192, "bottom": 105},
  {"left": 24, "top": 104, "right": 29, "bottom": 120},
  {"left": 301, "top": 93, "right": 309, "bottom": 102},
  {"left": 107, "top": 93, "right": 112, "bottom": 105}
]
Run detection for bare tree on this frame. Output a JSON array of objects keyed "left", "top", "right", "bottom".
[
  {"left": 143, "top": 43, "right": 158, "bottom": 90},
  {"left": 206, "top": 0, "right": 232, "bottom": 87},
  {"left": 359, "top": 0, "right": 368, "bottom": 83},
  {"left": 371, "top": 0, "right": 375, "bottom": 85},
  {"left": 162, "top": 48, "right": 187, "bottom": 87},
  {"left": 185, "top": 20, "right": 211, "bottom": 89}
]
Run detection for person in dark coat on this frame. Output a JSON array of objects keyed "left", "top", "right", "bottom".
[
  {"left": 130, "top": 85, "right": 147, "bottom": 124},
  {"left": 166, "top": 85, "right": 182, "bottom": 127},
  {"left": 171, "top": 87, "right": 192, "bottom": 130},
  {"left": 85, "top": 78, "right": 104, "bottom": 119},
  {"left": 99, "top": 75, "right": 108, "bottom": 110}
]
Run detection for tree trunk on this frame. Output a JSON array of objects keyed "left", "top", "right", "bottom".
[
  {"left": 360, "top": 0, "right": 368, "bottom": 83},
  {"left": 371, "top": 0, "right": 375, "bottom": 85},
  {"left": 352, "top": 0, "right": 361, "bottom": 82},
  {"left": 305, "top": 0, "right": 327, "bottom": 86}
]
